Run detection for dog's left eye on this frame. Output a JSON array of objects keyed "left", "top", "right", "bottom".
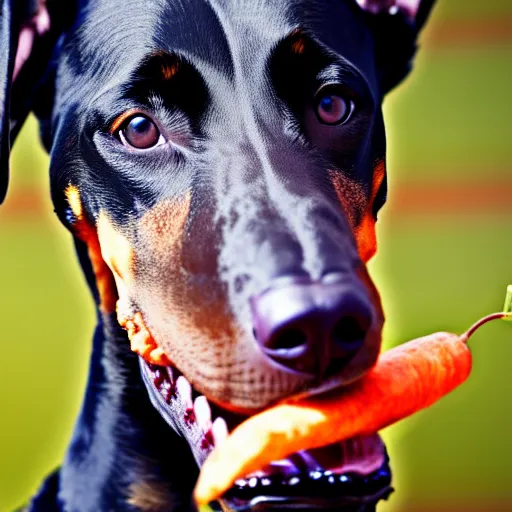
[
  {"left": 315, "top": 92, "right": 353, "bottom": 126},
  {"left": 118, "top": 115, "right": 165, "bottom": 149}
]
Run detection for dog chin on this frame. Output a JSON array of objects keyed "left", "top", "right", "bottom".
[{"left": 139, "top": 359, "right": 393, "bottom": 511}]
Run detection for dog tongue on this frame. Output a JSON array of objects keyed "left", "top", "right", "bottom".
[{"left": 244, "top": 434, "right": 386, "bottom": 480}]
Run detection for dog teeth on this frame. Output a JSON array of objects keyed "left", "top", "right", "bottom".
[
  {"left": 248, "top": 477, "right": 259, "bottom": 488},
  {"left": 260, "top": 477, "right": 272, "bottom": 487},
  {"left": 194, "top": 396, "right": 212, "bottom": 432},
  {"left": 235, "top": 479, "right": 247, "bottom": 488},
  {"left": 152, "top": 368, "right": 165, "bottom": 389},
  {"left": 166, "top": 366, "right": 175, "bottom": 384},
  {"left": 212, "top": 417, "right": 228, "bottom": 446},
  {"left": 176, "top": 376, "right": 193, "bottom": 408}
]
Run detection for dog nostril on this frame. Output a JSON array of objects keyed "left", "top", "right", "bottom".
[
  {"left": 269, "top": 328, "right": 308, "bottom": 352},
  {"left": 332, "top": 316, "right": 368, "bottom": 352},
  {"left": 251, "top": 279, "right": 375, "bottom": 376}
]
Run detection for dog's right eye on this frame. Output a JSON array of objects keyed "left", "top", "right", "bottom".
[
  {"left": 117, "top": 115, "right": 164, "bottom": 150},
  {"left": 314, "top": 91, "right": 353, "bottom": 126}
]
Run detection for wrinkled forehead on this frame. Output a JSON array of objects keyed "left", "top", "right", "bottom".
[{"left": 61, "top": 0, "right": 376, "bottom": 99}]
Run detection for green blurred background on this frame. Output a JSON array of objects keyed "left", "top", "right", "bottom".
[{"left": 1, "top": 1, "right": 512, "bottom": 510}]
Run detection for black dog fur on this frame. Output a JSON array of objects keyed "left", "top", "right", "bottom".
[{"left": 1, "top": 1, "right": 435, "bottom": 510}]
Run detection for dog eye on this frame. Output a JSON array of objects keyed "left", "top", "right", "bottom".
[
  {"left": 119, "top": 115, "right": 164, "bottom": 149},
  {"left": 315, "top": 92, "right": 353, "bottom": 126}
]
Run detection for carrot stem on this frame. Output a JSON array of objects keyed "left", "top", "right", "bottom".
[{"left": 464, "top": 312, "right": 511, "bottom": 340}]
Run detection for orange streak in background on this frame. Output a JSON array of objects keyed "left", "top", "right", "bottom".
[
  {"left": 426, "top": 16, "right": 512, "bottom": 49},
  {"left": 6, "top": 173, "right": 512, "bottom": 220}
]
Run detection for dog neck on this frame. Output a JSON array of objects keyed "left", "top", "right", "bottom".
[{"left": 48, "top": 312, "right": 198, "bottom": 512}]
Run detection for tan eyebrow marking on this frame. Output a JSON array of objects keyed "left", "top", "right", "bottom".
[
  {"left": 288, "top": 28, "right": 307, "bottom": 55},
  {"left": 148, "top": 49, "right": 181, "bottom": 81},
  {"left": 161, "top": 61, "right": 180, "bottom": 80},
  {"left": 291, "top": 36, "right": 306, "bottom": 54}
]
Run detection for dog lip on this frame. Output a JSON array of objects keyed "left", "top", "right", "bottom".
[
  {"left": 221, "top": 435, "right": 392, "bottom": 510},
  {"left": 284, "top": 369, "right": 367, "bottom": 403},
  {"left": 222, "top": 484, "right": 393, "bottom": 512},
  {"left": 139, "top": 357, "right": 239, "bottom": 466},
  {"left": 221, "top": 460, "right": 393, "bottom": 511}
]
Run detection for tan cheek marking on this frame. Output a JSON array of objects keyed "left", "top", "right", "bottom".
[
  {"left": 355, "top": 161, "right": 386, "bottom": 263},
  {"left": 95, "top": 213, "right": 174, "bottom": 365},
  {"left": 138, "top": 192, "right": 191, "bottom": 258},
  {"left": 97, "top": 213, "right": 135, "bottom": 282},
  {"left": 127, "top": 480, "right": 175, "bottom": 511},
  {"left": 64, "top": 186, "right": 118, "bottom": 313},
  {"left": 355, "top": 214, "right": 377, "bottom": 262},
  {"left": 66, "top": 184, "right": 83, "bottom": 219},
  {"left": 135, "top": 193, "right": 239, "bottom": 385},
  {"left": 329, "top": 170, "right": 367, "bottom": 230},
  {"left": 329, "top": 162, "right": 386, "bottom": 263},
  {"left": 117, "top": 193, "right": 191, "bottom": 366},
  {"left": 95, "top": 214, "right": 134, "bottom": 331}
]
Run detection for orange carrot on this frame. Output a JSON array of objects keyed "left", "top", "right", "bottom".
[{"left": 194, "top": 313, "right": 507, "bottom": 505}]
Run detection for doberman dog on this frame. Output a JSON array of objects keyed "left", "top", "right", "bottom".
[{"left": 1, "top": 0, "right": 436, "bottom": 510}]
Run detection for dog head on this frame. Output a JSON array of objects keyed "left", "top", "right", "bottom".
[{"left": 0, "top": 0, "right": 435, "bottom": 509}]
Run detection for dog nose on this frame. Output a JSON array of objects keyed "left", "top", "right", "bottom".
[{"left": 250, "top": 274, "right": 373, "bottom": 378}]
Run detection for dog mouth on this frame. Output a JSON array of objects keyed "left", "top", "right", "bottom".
[{"left": 140, "top": 360, "right": 393, "bottom": 511}]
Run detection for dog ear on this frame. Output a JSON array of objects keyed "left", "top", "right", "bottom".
[
  {"left": 355, "top": 0, "right": 437, "bottom": 94},
  {"left": 0, "top": 0, "right": 75, "bottom": 204}
]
